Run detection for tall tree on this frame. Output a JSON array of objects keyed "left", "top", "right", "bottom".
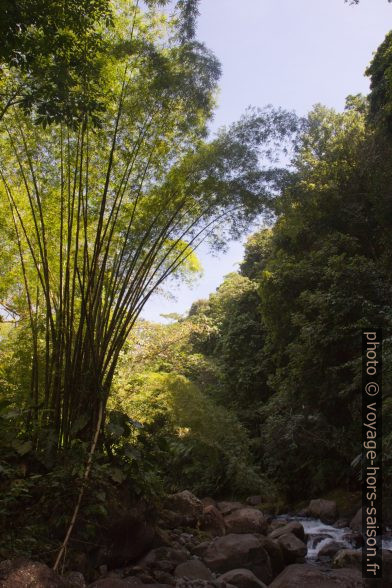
[{"left": 0, "top": 2, "right": 297, "bottom": 449}]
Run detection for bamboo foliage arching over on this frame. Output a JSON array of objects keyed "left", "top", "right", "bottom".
[{"left": 0, "top": 3, "right": 298, "bottom": 449}]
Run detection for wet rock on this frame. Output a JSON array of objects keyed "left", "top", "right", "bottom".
[
  {"left": 202, "top": 533, "right": 272, "bottom": 585},
  {"left": 217, "top": 568, "right": 267, "bottom": 588},
  {"left": 0, "top": 558, "right": 67, "bottom": 588},
  {"left": 224, "top": 509, "right": 268, "bottom": 535},
  {"left": 268, "top": 521, "right": 305, "bottom": 542},
  {"left": 309, "top": 533, "right": 334, "bottom": 548},
  {"left": 318, "top": 541, "right": 348, "bottom": 559},
  {"left": 308, "top": 499, "right": 338, "bottom": 524},
  {"left": 332, "top": 549, "right": 362, "bottom": 571},
  {"left": 174, "top": 560, "right": 213, "bottom": 580},
  {"left": 333, "top": 519, "right": 350, "bottom": 529},
  {"left": 342, "top": 532, "right": 363, "bottom": 548},
  {"left": 276, "top": 532, "right": 307, "bottom": 564}
]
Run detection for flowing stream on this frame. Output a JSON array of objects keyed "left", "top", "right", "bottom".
[{"left": 280, "top": 516, "right": 392, "bottom": 562}]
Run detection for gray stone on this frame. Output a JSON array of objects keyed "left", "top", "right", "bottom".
[
  {"left": 218, "top": 568, "right": 267, "bottom": 588},
  {"left": 246, "top": 497, "right": 263, "bottom": 507},
  {"left": 0, "top": 559, "right": 67, "bottom": 588},
  {"left": 216, "top": 502, "right": 244, "bottom": 516},
  {"left": 174, "top": 560, "right": 213, "bottom": 581},
  {"left": 202, "top": 533, "right": 272, "bottom": 585},
  {"left": 276, "top": 532, "right": 307, "bottom": 564},
  {"left": 268, "top": 521, "right": 305, "bottom": 542},
  {"left": 269, "top": 564, "right": 363, "bottom": 587},
  {"left": 308, "top": 499, "right": 338, "bottom": 524},
  {"left": 332, "top": 549, "right": 362, "bottom": 571},
  {"left": 318, "top": 541, "right": 347, "bottom": 559},
  {"left": 224, "top": 508, "right": 268, "bottom": 535}
]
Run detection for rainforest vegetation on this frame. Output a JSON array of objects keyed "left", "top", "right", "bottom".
[{"left": 0, "top": 0, "right": 391, "bottom": 578}]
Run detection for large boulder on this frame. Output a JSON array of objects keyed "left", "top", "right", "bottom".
[
  {"left": 349, "top": 508, "right": 362, "bottom": 533},
  {"left": 200, "top": 505, "right": 226, "bottom": 536},
  {"left": 106, "top": 513, "right": 155, "bottom": 567},
  {"left": 138, "top": 546, "right": 189, "bottom": 572},
  {"left": 256, "top": 537, "right": 285, "bottom": 577},
  {"left": 174, "top": 560, "right": 213, "bottom": 581},
  {"left": 216, "top": 502, "right": 244, "bottom": 516},
  {"left": 308, "top": 499, "right": 338, "bottom": 524},
  {"left": 318, "top": 541, "right": 347, "bottom": 559},
  {"left": 217, "top": 568, "right": 267, "bottom": 588},
  {"left": 332, "top": 549, "right": 362, "bottom": 571},
  {"left": 202, "top": 497, "right": 217, "bottom": 508},
  {"left": 64, "top": 572, "right": 86, "bottom": 588},
  {"left": 276, "top": 532, "right": 307, "bottom": 564},
  {"left": 0, "top": 559, "right": 67, "bottom": 588},
  {"left": 164, "top": 490, "right": 203, "bottom": 527},
  {"left": 268, "top": 521, "right": 305, "bottom": 542},
  {"left": 202, "top": 533, "right": 272, "bottom": 585},
  {"left": 224, "top": 508, "right": 268, "bottom": 535},
  {"left": 246, "top": 497, "right": 263, "bottom": 507},
  {"left": 269, "top": 563, "right": 363, "bottom": 587}
]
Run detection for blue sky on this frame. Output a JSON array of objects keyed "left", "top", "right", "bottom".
[{"left": 142, "top": 0, "right": 392, "bottom": 322}]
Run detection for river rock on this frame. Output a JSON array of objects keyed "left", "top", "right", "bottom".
[
  {"left": 64, "top": 571, "right": 86, "bottom": 587},
  {"left": 217, "top": 568, "right": 267, "bottom": 588},
  {"left": 309, "top": 533, "right": 334, "bottom": 549},
  {"left": 256, "top": 537, "right": 285, "bottom": 576},
  {"left": 139, "top": 547, "right": 189, "bottom": 571},
  {"left": 174, "top": 560, "right": 213, "bottom": 580},
  {"left": 164, "top": 491, "right": 203, "bottom": 527},
  {"left": 332, "top": 549, "right": 362, "bottom": 571},
  {"left": 224, "top": 508, "right": 268, "bottom": 535},
  {"left": 349, "top": 508, "right": 362, "bottom": 533},
  {"left": 192, "top": 541, "right": 211, "bottom": 558},
  {"left": 246, "top": 497, "right": 263, "bottom": 507},
  {"left": 342, "top": 532, "right": 363, "bottom": 548},
  {"left": 269, "top": 520, "right": 289, "bottom": 531},
  {"left": 200, "top": 505, "right": 226, "bottom": 536},
  {"left": 202, "top": 497, "right": 217, "bottom": 508},
  {"left": 333, "top": 519, "right": 350, "bottom": 529},
  {"left": 202, "top": 533, "right": 272, "bottom": 585},
  {"left": 106, "top": 513, "right": 156, "bottom": 567},
  {"left": 217, "top": 502, "right": 244, "bottom": 516},
  {"left": 318, "top": 541, "right": 347, "bottom": 559},
  {"left": 276, "top": 532, "right": 307, "bottom": 564},
  {"left": 269, "top": 563, "right": 363, "bottom": 587},
  {"left": 308, "top": 499, "right": 338, "bottom": 524},
  {"left": 268, "top": 521, "right": 305, "bottom": 542},
  {"left": 177, "top": 582, "right": 221, "bottom": 588},
  {"left": 0, "top": 559, "right": 67, "bottom": 587}
]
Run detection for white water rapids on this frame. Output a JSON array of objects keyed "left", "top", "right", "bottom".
[{"left": 280, "top": 517, "right": 392, "bottom": 561}]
